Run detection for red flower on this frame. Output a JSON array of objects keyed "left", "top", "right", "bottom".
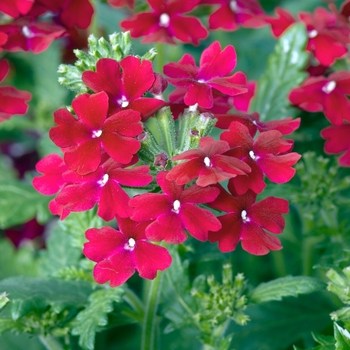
[
  {"left": 230, "top": 80, "right": 256, "bottom": 112},
  {"left": 83, "top": 217, "right": 172, "bottom": 287},
  {"left": 204, "top": 0, "right": 266, "bottom": 31},
  {"left": 264, "top": 7, "right": 296, "bottom": 37},
  {"left": 163, "top": 41, "right": 247, "bottom": 109},
  {"left": 32, "top": 154, "right": 68, "bottom": 195},
  {"left": 29, "top": 0, "right": 94, "bottom": 29},
  {"left": 0, "top": 18, "right": 66, "bottom": 54},
  {"left": 0, "top": 0, "right": 34, "bottom": 18},
  {"left": 220, "top": 121, "right": 301, "bottom": 194},
  {"left": 299, "top": 7, "right": 349, "bottom": 67},
  {"left": 129, "top": 172, "right": 221, "bottom": 243},
  {"left": 289, "top": 71, "right": 350, "bottom": 126},
  {"left": 107, "top": 0, "right": 134, "bottom": 9},
  {"left": 82, "top": 57, "right": 165, "bottom": 120},
  {"left": 167, "top": 136, "right": 251, "bottom": 187},
  {"left": 208, "top": 184, "right": 288, "bottom": 255},
  {"left": 120, "top": 0, "right": 208, "bottom": 45},
  {"left": 49, "top": 91, "right": 143, "bottom": 175},
  {"left": 53, "top": 157, "right": 152, "bottom": 220},
  {"left": 0, "top": 59, "right": 32, "bottom": 122},
  {"left": 321, "top": 124, "right": 350, "bottom": 166}
]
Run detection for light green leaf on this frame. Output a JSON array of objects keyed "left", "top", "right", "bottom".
[
  {"left": 250, "top": 23, "right": 309, "bottom": 121},
  {"left": 335, "top": 323, "right": 350, "bottom": 350},
  {"left": 72, "top": 288, "right": 124, "bottom": 350},
  {"left": 250, "top": 276, "right": 325, "bottom": 303},
  {"left": 0, "top": 181, "right": 51, "bottom": 229},
  {"left": 0, "top": 277, "right": 94, "bottom": 320},
  {"left": 38, "top": 221, "right": 82, "bottom": 277}
]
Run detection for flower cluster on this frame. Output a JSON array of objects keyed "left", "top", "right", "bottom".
[{"left": 33, "top": 33, "right": 299, "bottom": 288}]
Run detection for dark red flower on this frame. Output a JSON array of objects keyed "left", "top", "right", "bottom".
[
  {"left": 130, "top": 171, "right": 221, "bottom": 243},
  {"left": 321, "top": 124, "right": 350, "bottom": 166},
  {"left": 0, "top": 0, "right": 34, "bottom": 18},
  {"left": 0, "top": 59, "right": 32, "bottom": 122},
  {"left": 120, "top": 0, "right": 208, "bottom": 45},
  {"left": 204, "top": 0, "right": 266, "bottom": 31},
  {"left": 0, "top": 18, "right": 66, "bottom": 54},
  {"left": 220, "top": 121, "right": 301, "bottom": 194},
  {"left": 82, "top": 57, "right": 166, "bottom": 120},
  {"left": 289, "top": 71, "right": 350, "bottom": 126},
  {"left": 208, "top": 183, "right": 288, "bottom": 255},
  {"left": 167, "top": 136, "right": 250, "bottom": 186},
  {"left": 49, "top": 91, "right": 143, "bottom": 175},
  {"left": 83, "top": 217, "right": 172, "bottom": 287},
  {"left": 163, "top": 41, "right": 247, "bottom": 109}
]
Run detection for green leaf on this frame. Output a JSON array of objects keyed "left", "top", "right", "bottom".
[
  {"left": 0, "top": 277, "right": 94, "bottom": 320},
  {"left": 335, "top": 323, "right": 350, "bottom": 350},
  {"left": 250, "top": 276, "right": 325, "bottom": 303},
  {"left": 0, "top": 181, "right": 51, "bottom": 229},
  {"left": 72, "top": 288, "right": 124, "bottom": 350},
  {"left": 250, "top": 23, "right": 309, "bottom": 121},
  {"left": 228, "top": 293, "right": 333, "bottom": 350},
  {"left": 0, "top": 239, "right": 38, "bottom": 279},
  {"left": 38, "top": 221, "right": 82, "bottom": 277}
]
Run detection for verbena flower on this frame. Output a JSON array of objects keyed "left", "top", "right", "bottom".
[
  {"left": 322, "top": 124, "right": 350, "bottom": 166},
  {"left": 208, "top": 184, "right": 289, "bottom": 255},
  {"left": 220, "top": 121, "right": 301, "bottom": 194},
  {"left": 167, "top": 136, "right": 251, "bottom": 186},
  {"left": 120, "top": 0, "right": 208, "bottom": 45},
  {"left": 82, "top": 57, "right": 165, "bottom": 120},
  {"left": 49, "top": 91, "right": 143, "bottom": 174},
  {"left": 0, "top": 59, "right": 31, "bottom": 122},
  {"left": 83, "top": 217, "right": 172, "bottom": 287},
  {"left": 0, "top": 0, "right": 34, "bottom": 18},
  {"left": 289, "top": 71, "right": 350, "bottom": 126},
  {"left": 129, "top": 171, "right": 221, "bottom": 243},
  {"left": 163, "top": 41, "right": 247, "bottom": 109},
  {"left": 204, "top": 0, "right": 266, "bottom": 31},
  {"left": 107, "top": 0, "right": 134, "bottom": 9}
]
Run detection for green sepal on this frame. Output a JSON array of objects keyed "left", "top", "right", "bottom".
[
  {"left": 334, "top": 322, "right": 350, "bottom": 349},
  {"left": 0, "top": 292, "right": 9, "bottom": 310},
  {"left": 176, "top": 110, "right": 217, "bottom": 154}
]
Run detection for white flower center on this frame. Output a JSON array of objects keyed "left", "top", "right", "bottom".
[
  {"left": 125, "top": 237, "right": 136, "bottom": 251},
  {"left": 204, "top": 156, "right": 211, "bottom": 167},
  {"left": 159, "top": 13, "right": 170, "bottom": 27},
  {"left": 92, "top": 129, "right": 102, "bottom": 138},
  {"left": 172, "top": 200, "right": 181, "bottom": 213},
  {"left": 241, "top": 210, "right": 250, "bottom": 222},
  {"left": 249, "top": 150, "right": 258, "bottom": 160},
  {"left": 197, "top": 79, "right": 206, "bottom": 83},
  {"left": 188, "top": 103, "right": 198, "bottom": 112},
  {"left": 117, "top": 95, "right": 129, "bottom": 108},
  {"left": 308, "top": 29, "right": 318, "bottom": 38},
  {"left": 22, "top": 25, "right": 34, "bottom": 38},
  {"left": 230, "top": 0, "right": 238, "bottom": 12},
  {"left": 322, "top": 80, "right": 336, "bottom": 94},
  {"left": 97, "top": 174, "right": 109, "bottom": 187}
]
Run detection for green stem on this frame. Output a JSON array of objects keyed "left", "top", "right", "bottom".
[
  {"left": 271, "top": 250, "right": 287, "bottom": 278},
  {"left": 141, "top": 272, "right": 164, "bottom": 350},
  {"left": 155, "top": 42, "right": 164, "bottom": 73},
  {"left": 123, "top": 286, "right": 144, "bottom": 323},
  {"left": 38, "top": 334, "right": 64, "bottom": 350}
]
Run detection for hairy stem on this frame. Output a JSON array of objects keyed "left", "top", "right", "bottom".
[{"left": 141, "top": 272, "right": 164, "bottom": 350}]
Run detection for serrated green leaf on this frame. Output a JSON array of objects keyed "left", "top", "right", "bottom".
[
  {"left": 0, "top": 181, "right": 51, "bottom": 229},
  {"left": 38, "top": 221, "right": 82, "bottom": 277},
  {"left": 72, "top": 288, "right": 124, "bottom": 350},
  {"left": 250, "top": 276, "right": 325, "bottom": 303},
  {"left": 250, "top": 23, "right": 309, "bottom": 121},
  {"left": 0, "top": 277, "right": 94, "bottom": 320},
  {"left": 335, "top": 323, "right": 350, "bottom": 350}
]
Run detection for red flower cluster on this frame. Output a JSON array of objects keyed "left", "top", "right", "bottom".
[{"left": 33, "top": 37, "right": 299, "bottom": 287}]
